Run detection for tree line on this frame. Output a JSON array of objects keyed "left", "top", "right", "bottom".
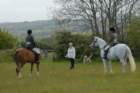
[{"left": 54, "top": 0, "right": 140, "bottom": 40}]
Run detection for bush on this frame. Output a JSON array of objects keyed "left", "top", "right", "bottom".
[
  {"left": 54, "top": 31, "right": 94, "bottom": 61},
  {"left": 0, "top": 28, "right": 16, "bottom": 49},
  {"left": 36, "top": 38, "right": 55, "bottom": 49},
  {"left": 0, "top": 49, "right": 15, "bottom": 63},
  {"left": 127, "top": 17, "right": 140, "bottom": 57},
  {"left": 54, "top": 31, "right": 72, "bottom": 59}
]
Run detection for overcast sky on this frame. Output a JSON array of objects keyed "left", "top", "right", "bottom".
[{"left": 0, "top": 0, "right": 59, "bottom": 23}]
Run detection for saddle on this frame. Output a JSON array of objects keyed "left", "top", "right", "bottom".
[
  {"left": 26, "top": 47, "right": 41, "bottom": 63},
  {"left": 32, "top": 48, "right": 41, "bottom": 55}
]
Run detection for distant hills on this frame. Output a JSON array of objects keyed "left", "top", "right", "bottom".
[{"left": 0, "top": 19, "right": 90, "bottom": 39}]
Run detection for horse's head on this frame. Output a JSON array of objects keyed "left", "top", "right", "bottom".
[
  {"left": 90, "top": 36, "right": 106, "bottom": 49},
  {"left": 90, "top": 36, "right": 99, "bottom": 48}
]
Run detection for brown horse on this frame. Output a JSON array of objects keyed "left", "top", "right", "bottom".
[{"left": 14, "top": 48, "right": 40, "bottom": 79}]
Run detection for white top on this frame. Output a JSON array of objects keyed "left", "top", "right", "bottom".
[{"left": 66, "top": 47, "right": 76, "bottom": 59}]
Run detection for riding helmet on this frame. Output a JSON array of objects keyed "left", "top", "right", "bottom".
[
  {"left": 27, "top": 29, "right": 32, "bottom": 35},
  {"left": 109, "top": 27, "right": 116, "bottom": 33}
]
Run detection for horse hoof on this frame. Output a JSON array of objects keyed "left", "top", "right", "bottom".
[
  {"left": 18, "top": 76, "right": 22, "bottom": 79},
  {"left": 104, "top": 70, "right": 107, "bottom": 74},
  {"left": 29, "top": 73, "right": 32, "bottom": 78},
  {"left": 18, "top": 73, "right": 22, "bottom": 79},
  {"left": 110, "top": 71, "right": 114, "bottom": 74},
  {"left": 36, "top": 72, "right": 40, "bottom": 77}
]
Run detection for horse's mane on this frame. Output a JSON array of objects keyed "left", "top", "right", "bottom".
[
  {"left": 95, "top": 36, "right": 105, "bottom": 41},
  {"left": 16, "top": 48, "right": 24, "bottom": 52},
  {"left": 95, "top": 36, "right": 107, "bottom": 44}
]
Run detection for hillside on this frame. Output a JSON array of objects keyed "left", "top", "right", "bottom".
[{"left": 0, "top": 19, "right": 90, "bottom": 39}]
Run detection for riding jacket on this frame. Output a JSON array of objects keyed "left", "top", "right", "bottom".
[
  {"left": 25, "top": 35, "right": 36, "bottom": 49},
  {"left": 107, "top": 31, "right": 118, "bottom": 46}
]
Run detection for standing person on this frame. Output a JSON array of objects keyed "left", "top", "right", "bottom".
[
  {"left": 65, "top": 42, "right": 76, "bottom": 69},
  {"left": 104, "top": 27, "right": 118, "bottom": 59}
]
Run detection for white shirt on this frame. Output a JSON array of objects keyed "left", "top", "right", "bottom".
[{"left": 66, "top": 47, "right": 76, "bottom": 59}]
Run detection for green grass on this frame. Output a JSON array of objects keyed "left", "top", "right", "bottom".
[{"left": 0, "top": 60, "right": 140, "bottom": 93}]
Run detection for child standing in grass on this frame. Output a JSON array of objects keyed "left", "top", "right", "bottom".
[{"left": 65, "top": 42, "right": 76, "bottom": 69}]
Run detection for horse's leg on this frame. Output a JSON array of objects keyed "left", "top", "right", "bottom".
[
  {"left": 18, "top": 62, "right": 25, "bottom": 79},
  {"left": 30, "top": 63, "right": 34, "bottom": 77},
  {"left": 17, "top": 63, "right": 22, "bottom": 79},
  {"left": 16, "top": 68, "right": 19, "bottom": 76},
  {"left": 108, "top": 60, "right": 113, "bottom": 74},
  {"left": 36, "top": 62, "right": 40, "bottom": 77},
  {"left": 120, "top": 59, "right": 127, "bottom": 73},
  {"left": 83, "top": 58, "right": 85, "bottom": 64},
  {"left": 16, "top": 62, "right": 20, "bottom": 76},
  {"left": 102, "top": 59, "right": 108, "bottom": 73},
  {"left": 89, "top": 58, "right": 92, "bottom": 63}
]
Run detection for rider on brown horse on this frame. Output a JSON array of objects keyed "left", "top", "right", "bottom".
[
  {"left": 25, "top": 29, "right": 39, "bottom": 62},
  {"left": 15, "top": 29, "right": 41, "bottom": 79}
]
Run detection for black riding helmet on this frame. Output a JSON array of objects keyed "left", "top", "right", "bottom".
[
  {"left": 27, "top": 29, "right": 32, "bottom": 35},
  {"left": 109, "top": 27, "right": 116, "bottom": 33}
]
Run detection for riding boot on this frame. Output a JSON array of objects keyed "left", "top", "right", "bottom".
[
  {"left": 112, "top": 42, "right": 118, "bottom": 46},
  {"left": 104, "top": 48, "right": 109, "bottom": 60}
]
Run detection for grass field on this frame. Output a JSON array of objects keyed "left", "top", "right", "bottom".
[{"left": 0, "top": 60, "right": 140, "bottom": 93}]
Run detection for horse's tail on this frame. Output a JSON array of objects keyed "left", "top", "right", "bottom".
[
  {"left": 127, "top": 47, "right": 136, "bottom": 72},
  {"left": 14, "top": 50, "right": 19, "bottom": 63}
]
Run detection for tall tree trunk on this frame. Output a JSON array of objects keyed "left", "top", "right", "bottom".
[
  {"left": 90, "top": 0, "right": 99, "bottom": 36},
  {"left": 100, "top": 0, "right": 106, "bottom": 39}
]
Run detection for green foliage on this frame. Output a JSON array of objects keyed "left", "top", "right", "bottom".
[
  {"left": 0, "top": 28, "right": 16, "bottom": 49},
  {"left": 54, "top": 31, "right": 72, "bottom": 59},
  {"left": 36, "top": 38, "right": 55, "bottom": 49},
  {"left": 0, "top": 49, "right": 14, "bottom": 63},
  {"left": 127, "top": 17, "right": 140, "bottom": 57},
  {"left": 18, "top": 37, "right": 55, "bottom": 50},
  {"left": 54, "top": 31, "right": 93, "bottom": 60}
]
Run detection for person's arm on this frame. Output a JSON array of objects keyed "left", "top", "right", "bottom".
[
  {"left": 65, "top": 48, "right": 69, "bottom": 58},
  {"left": 113, "top": 33, "right": 118, "bottom": 42},
  {"left": 25, "top": 36, "right": 28, "bottom": 42},
  {"left": 30, "top": 36, "right": 36, "bottom": 46}
]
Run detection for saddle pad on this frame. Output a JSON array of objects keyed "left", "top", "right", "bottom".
[{"left": 33, "top": 48, "right": 41, "bottom": 54}]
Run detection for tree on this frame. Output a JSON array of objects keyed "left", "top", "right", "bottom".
[
  {"left": 54, "top": 31, "right": 72, "bottom": 59},
  {"left": 0, "top": 28, "right": 16, "bottom": 49},
  {"left": 54, "top": 30, "right": 93, "bottom": 60},
  {"left": 55, "top": 0, "right": 139, "bottom": 39},
  {"left": 127, "top": 17, "right": 140, "bottom": 57}
]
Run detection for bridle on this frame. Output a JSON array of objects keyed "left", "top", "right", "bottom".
[
  {"left": 93, "top": 38, "right": 108, "bottom": 50},
  {"left": 92, "top": 38, "right": 98, "bottom": 47}
]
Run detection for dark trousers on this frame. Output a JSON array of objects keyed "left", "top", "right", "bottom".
[
  {"left": 104, "top": 48, "right": 109, "bottom": 60},
  {"left": 69, "top": 58, "right": 75, "bottom": 69},
  {"left": 104, "top": 43, "right": 118, "bottom": 60}
]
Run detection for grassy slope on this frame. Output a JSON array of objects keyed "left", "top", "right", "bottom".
[{"left": 0, "top": 60, "right": 140, "bottom": 93}]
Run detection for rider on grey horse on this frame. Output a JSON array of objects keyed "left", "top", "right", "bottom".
[{"left": 104, "top": 27, "right": 118, "bottom": 59}]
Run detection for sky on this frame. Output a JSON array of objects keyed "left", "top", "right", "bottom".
[{"left": 0, "top": 0, "right": 59, "bottom": 23}]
